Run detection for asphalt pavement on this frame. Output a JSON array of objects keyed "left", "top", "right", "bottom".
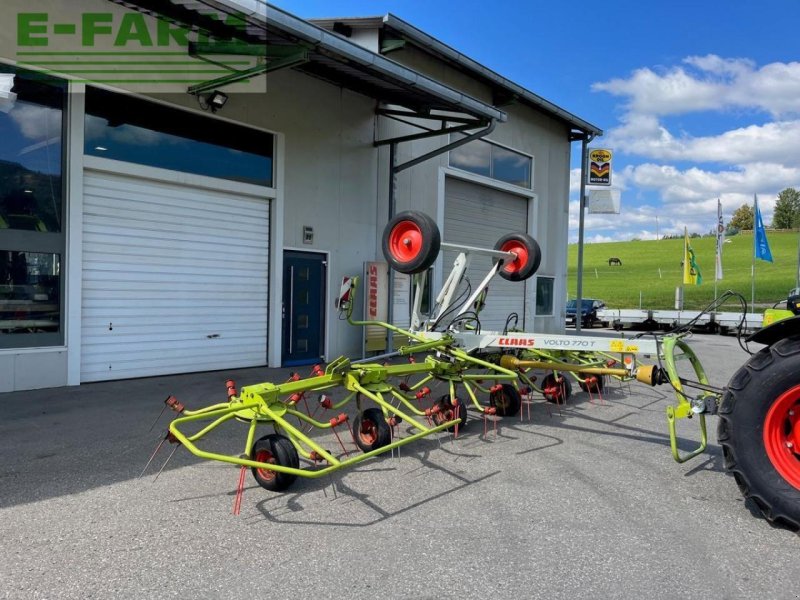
[{"left": 0, "top": 331, "right": 798, "bottom": 599}]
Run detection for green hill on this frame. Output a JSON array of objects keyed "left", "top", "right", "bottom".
[{"left": 567, "top": 231, "right": 800, "bottom": 310}]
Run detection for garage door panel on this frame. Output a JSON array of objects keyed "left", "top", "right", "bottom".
[
  {"left": 84, "top": 179, "right": 268, "bottom": 218},
  {"left": 80, "top": 351, "right": 263, "bottom": 381},
  {"left": 82, "top": 225, "right": 268, "bottom": 251},
  {"left": 444, "top": 178, "right": 528, "bottom": 332},
  {"left": 81, "top": 333, "right": 267, "bottom": 356},
  {"left": 81, "top": 170, "right": 270, "bottom": 382}
]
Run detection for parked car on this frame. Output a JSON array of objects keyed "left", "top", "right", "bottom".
[{"left": 566, "top": 298, "right": 606, "bottom": 328}]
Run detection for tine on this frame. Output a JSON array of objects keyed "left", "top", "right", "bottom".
[
  {"left": 139, "top": 436, "right": 167, "bottom": 478},
  {"left": 153, "top": 445, "right": 180, "bottom": 483},
  {"left": 148, "top": 405, "right": 168, "bottom": 432}
]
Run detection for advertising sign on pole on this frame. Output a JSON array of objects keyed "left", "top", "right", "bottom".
[
  {"left": 588, "top": 148, "right": 612, "bottom": 186},
  {"left": 586, "top": 188, "right": 621, "bottom": 214}
]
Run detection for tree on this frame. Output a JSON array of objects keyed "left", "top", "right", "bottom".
[
  {"left": 729, "top": 204, "right": 754, "bottom": 230},
  {"left": 772, "top": 187, "right": 800, "bottom": 229}
]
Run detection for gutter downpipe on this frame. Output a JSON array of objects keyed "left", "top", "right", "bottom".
[
  {"left": 575, "top": 132, "right": 595, "bottom": 334},
  {"left": 383, "top": 118, "right": 497, "bottom": 350}
]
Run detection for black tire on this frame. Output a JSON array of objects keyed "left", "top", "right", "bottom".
[
  {"left": 432, "top": 395, "right": 468, "bottom": 431},
  {"left": 541, "top": 374, "right": 572, "bottom": 404},
  {"left": 382, "top": 211, "right": 440, "bottom": 274},
  {"left": 493, "top": 233, "right": 541, "bottom": 282},
  {"left": 250, "top": 434, "right": 300, "bottom": 492},
  {"left": 490, "top": 383, "right": 521, "bottom": 416},
  {"left": 353, "top": 408, "right": 392, "bottom": 453},
  {"left": 718, "top": 337, "right": 800, "bottom": 530},
  {"left": 577, "top": 372, "right": 604, "bottom": 393}
]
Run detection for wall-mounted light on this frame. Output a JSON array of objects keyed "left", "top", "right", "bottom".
[{"left": 206, "top": 90, "right": 229, "bottom": 113}]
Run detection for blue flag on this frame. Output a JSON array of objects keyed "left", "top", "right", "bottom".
[{"left": 754, "top": 194, "right": 773, "bottom": 263}]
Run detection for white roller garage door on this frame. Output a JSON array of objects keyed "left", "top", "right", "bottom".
[
  {"left": 444, "top": 178, "right": 529, "bottom": 332},
  {"left": 81, "top": 170, "right": 270, "bottom": 382}
]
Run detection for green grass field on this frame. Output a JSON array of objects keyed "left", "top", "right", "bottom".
[{"left": 567, "top": 231, "right": 800, "bottom": 310}]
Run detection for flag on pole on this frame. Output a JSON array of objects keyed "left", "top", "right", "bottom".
[
  {"left": 715, "top": 198, "right": 724, "bottom": 280},
  {"left": 754, "top": 194, "right": 774, "bottom": 263},
  {"left": 683, "top": 226, "right": 702, "bottom": 285}
]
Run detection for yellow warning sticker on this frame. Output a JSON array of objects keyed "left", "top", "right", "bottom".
[
  {"left": 610, "top": 340, "right": 624, "bottom": 352},
  {"left": 624, "top": 344, "right": 639, "bottom": 352}
]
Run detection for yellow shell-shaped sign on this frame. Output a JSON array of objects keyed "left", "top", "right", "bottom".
[{"left": 589, "top": 149, "right": 612, "bottom": 163}]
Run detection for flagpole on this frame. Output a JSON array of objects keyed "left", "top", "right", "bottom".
[
  {"left": 715, "top": 198, "right": 723, "bottom": 301},
  {"left": 751, "top": 194, "right": 757, "bottom": 308}
]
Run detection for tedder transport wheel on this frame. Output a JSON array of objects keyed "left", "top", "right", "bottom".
[
  {"left": 542, "top": 374, "right": 572, "bottom": 404},
  {"left": 490, "top": 383, "right": 521, "bottom": 417},
  {"left": 251, "top": 434, "right": 300, "bottom": 492},
  {"left": 382, "top": 211, "right": 441, "bottom": 274},
  {"left": 718, "top": 336, "right": 800, "bottom": 530},
  {"left": 493, "top": 232, "right": 541, "bottom": 282},
  {"left": 433, "top": 395, "right": 468, "bottom": 431},
  {"left": 353, "top": 408, "right": 392, "bottom": 453}
]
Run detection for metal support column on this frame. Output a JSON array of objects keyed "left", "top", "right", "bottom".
[
  {"left": 575, "top": 134, "right": 593, "bottom": 333},
  {"left": 386, "top": 142, "right": 397, "bottom": 351}
]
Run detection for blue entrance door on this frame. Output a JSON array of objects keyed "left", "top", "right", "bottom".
[{"left": 282, "top": 251, "right": 326, "bottom": 366}]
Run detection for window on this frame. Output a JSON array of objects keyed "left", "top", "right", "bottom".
[
  {"left": 449, "top": 137, "right": 532, "bottom": 188},
  {"left": 535, "top": 276, "right": 555, "bottom": 316},
  {"left": 84, "top": 87, "right": 274, "bottom": 187},
  {"left": 0, "top": 67, "right": 66, "bottom": 348}
]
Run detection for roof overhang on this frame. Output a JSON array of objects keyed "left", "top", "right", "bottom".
[
  {"left": 311, "top": 12, "right": 602, "bottom": 137},
  {"left": 104, "top": 0, "right": 507, "bottom": 124}
]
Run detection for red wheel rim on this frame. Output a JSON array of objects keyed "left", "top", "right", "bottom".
[
  {"left": 763, "top": 384, "right": 800, "bottom": 490},
  {"left": 500, "top": 240, "right": 528, "bottom": 274},
  {"left": 254, "top": 449, "right": 277, "bottom": 482},
  {"left": 388, "top": 220, "right": 423, "bottom": 263},
  {"left": 359, "top": 419, "right": 378, "bottom": 445}
]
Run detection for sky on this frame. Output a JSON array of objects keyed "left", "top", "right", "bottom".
[{"left": 275, "top": 0, "right": 800, "bottom": 244}]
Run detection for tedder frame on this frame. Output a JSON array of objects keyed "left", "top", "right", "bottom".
[{"left": 149, "top": 210, "right": 800, "bottom": 530}]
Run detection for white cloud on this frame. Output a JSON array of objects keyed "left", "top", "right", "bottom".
[
  {"left": 604, "top": 116, "right": 800, "bottom": 166},
  {"left": 593, "top": 54, "right": 800, "bottom": 117},
  {"left": 624, "top": 162, "right": 800, "bottom": 204},
  {"left": 8, "top": 104, "right": 62, "bottom": 141},
  {"left": 577, "top": 55, "right": 800, "bottom": 242}
]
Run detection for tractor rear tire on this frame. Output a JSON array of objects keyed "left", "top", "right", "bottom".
[
  {"left": 493, "top": 233, "right": 541, "bottom": 282},
  {"left": 718, "top": 336, "right": 800, "bottom": 530},
  {"left": 251, "top": 434, "right": 300, "bottom": 492},
  {"left": 382, "top": 211, "right": 440, "bottom": 274}
]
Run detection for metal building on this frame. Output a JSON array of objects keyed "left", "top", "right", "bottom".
[{"left": 0, "top": 0, "right": 601, "bottom": 391}]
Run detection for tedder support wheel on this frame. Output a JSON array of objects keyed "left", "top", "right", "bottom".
[
  {"left": 493, "top": 232, "right": 541, "bottom": 282},
  {"left": 541, "top": 374, "right": 572, "bottom": 404},
  {"left": 578, "top": 372, "right": 605, "bottom": 394},
  {"left": 490, "top": 383, "right": 521, "bottom": 417},
  {"left": 433, "top": 395, "right": 468, "bottom": 431},
  {"left": 718, "top": 336, "right": 800, "bottom": 530},
  {"left": 251, "top": 434, "right": 300, "bottom": 492},
  {"left": 382, "top": 211, "right": 441, "bottom": 274},
  {"left": 353, "top": 408, "right": 392, "bottom": 453}
]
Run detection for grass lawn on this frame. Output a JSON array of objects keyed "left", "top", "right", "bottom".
[{"left": 567, "top": 231, "right": 800, "bottom": 310}]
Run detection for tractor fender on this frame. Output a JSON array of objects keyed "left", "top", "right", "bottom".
[{"left": 747, "top": 314, "right": 800, "bottom": 346}]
